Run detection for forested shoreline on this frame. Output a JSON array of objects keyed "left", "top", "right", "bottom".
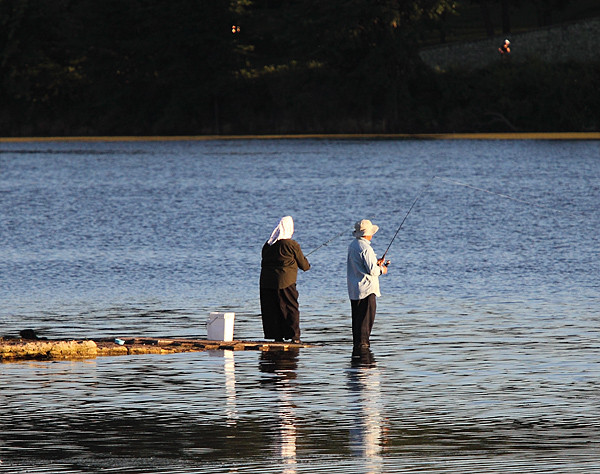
[{"left": 1, "top": 0, "right": 598, "bottom": 136}]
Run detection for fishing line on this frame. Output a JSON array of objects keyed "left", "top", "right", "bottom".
[
  {"left": 381, "top": 176, "right": 436, "bottom": 260},
  {"left": 436, "top": 177, "right": 564, "bottom": 213},
  {"left": 306, "top": 175, "right": 563, "bottom": 259},
  {"left": 381, "top": 175, "right": 564, "bottom": 259}
]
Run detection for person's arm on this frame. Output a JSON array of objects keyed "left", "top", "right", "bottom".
[
  {"left": 362, "top": 247, "right": 383, "bottom": 276},
  {"left": 295, "top": 244, "right": 310, "bottom": 271}
]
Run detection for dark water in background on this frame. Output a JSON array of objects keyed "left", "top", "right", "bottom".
[{"left": 1, "top": 138, "right": 599, "bottom": 473}]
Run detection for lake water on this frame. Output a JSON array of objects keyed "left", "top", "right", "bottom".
[{"left": 1, "top": 138, "right": 599, "bottom": 473}]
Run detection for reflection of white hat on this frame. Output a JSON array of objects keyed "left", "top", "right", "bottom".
[
  {"left": 505, "top": 39, "right": 510, "bottom": 44},
  {"left": 353, "top": 219, "right": 379, "bottom": 237}
]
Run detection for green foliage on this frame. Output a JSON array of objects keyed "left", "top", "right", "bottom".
[
  {"left": 0, "top": 0, "right": 597, "bottom": 135},
  {"left": 434, "top": 60, "right": 600, "bottom": 132}
]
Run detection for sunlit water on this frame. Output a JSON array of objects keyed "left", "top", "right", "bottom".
[{"left": 1, "top": 138, "right": 599, "bottom": 472}]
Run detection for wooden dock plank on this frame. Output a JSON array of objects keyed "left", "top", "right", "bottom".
[{"left": 0, "top": 337, "right": 312, "bottom": 362}]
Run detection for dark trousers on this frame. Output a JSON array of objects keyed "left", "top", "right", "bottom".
[
  {"left": 260, "top": 284, "right": 300, "bottom": 341},
  {"left": 351, "top": 293, "right": 376, "bottom": 347}
]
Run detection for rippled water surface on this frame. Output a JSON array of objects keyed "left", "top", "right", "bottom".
[{"left": 1, "top": 138, "right": 599, "bottom": 472}]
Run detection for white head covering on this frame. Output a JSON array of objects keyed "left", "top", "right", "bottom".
[{"left": 267, "top": 216, "right": 294, "bottom": 245}]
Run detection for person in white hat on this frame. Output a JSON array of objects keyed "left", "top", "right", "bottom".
[
  {"left": 260, "top": 216, "right": 310, "bottom": 343},
  {"left": 347, "top": 219, "right": 389, "bottom": 350}
]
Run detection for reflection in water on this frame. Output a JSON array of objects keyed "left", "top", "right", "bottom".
[
  {"left": 259, "top": 350, "right": 299, "bottom": 381},
  {"left": 209, "top": 350, "right": 237, "bottom": 425},
  {"left": 224, "top": 350, "right": 237, "bottom": 426},
  {"left": 259, "top": 350, "right": 299, "bottom": 474},
  {"left": 348, "top": 348, "right": 383, "bottom": 474},
  {"left": 2, "top": 140, "right": 599, "bottom": 473}
]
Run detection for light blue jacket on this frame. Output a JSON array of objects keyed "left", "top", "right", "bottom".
[{"left": 347, "top": 237, "right": 382, "bottom": 300}]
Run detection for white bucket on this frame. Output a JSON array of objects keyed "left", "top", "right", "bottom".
[{"left": 207, "top": 312, "right": 235, "bottom": 341}]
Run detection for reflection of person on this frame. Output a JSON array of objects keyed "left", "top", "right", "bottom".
[
  {"left": 259, "top": 349, "right": 299, "bottom": 380},
  {"left": 498, "top": 39, "right": 511, "bottom": 55},
  {"left": 351, "top": 347, "right": 376, "bottom": 367},
  {"left": 347, "top": 219, "right": 388, "bottom": 350},
  {"left": 258, "top": 349, "right": 299, "bottom": 472},
  {"left": 260, "top": 216, "right": 310, "bottom": 343},
  {"left": 347, "top": 348, "right": 384, "bottom": 464}
]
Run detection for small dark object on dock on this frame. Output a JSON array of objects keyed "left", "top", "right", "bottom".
[{"left": 20, "top": 329, "right": 46, "bottom": 340}]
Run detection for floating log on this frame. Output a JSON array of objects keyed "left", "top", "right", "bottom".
[{"left": 0, "top": 337, "right": 312, "bottom": 362}]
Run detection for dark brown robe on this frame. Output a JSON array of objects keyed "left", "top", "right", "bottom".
[{"left": 260, "top": 239, "right": 310, "bottom": 341}]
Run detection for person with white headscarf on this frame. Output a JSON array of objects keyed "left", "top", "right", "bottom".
[
  {"left": 260, "top": 216, "right": 310, "bottom": 343},
  {"left": 347, "top": 219, "right": 389, "bottom": 351}
]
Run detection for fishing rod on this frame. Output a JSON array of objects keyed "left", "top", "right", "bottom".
[
  {"left": 381, "top": 177, "right": 436, "bottom": 262},
  {"left": 381, "top": 175, "right": 561, "bottom": 261},
  {"left": 308, "top": 175, "right": 562, "bottom": 260},
  {"left": 306, "top": 177, "right": 436, "bottom": 259},
  {"left": 305, "top": 228, "right": 347, "bottom": 257}
]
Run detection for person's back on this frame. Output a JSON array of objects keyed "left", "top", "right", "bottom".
[
  {"left": 346, "top": 219, "right": 388, "bottom": 351},
  {"left": 259, "top": 216, "right": 310, "bottom": 343},
  {"left": 260, "top": 238, "right": 309, "bottom": 290},
  {"left": 347, "top": 237, "right": 381, "bottom": 300}
]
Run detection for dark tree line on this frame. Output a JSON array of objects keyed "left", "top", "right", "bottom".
[
  {"left": 0, "top": 0, "right": 598, "bottom": 136},
  {"left": 473, "top": 0, "right": 572, "bottom": 36}
]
